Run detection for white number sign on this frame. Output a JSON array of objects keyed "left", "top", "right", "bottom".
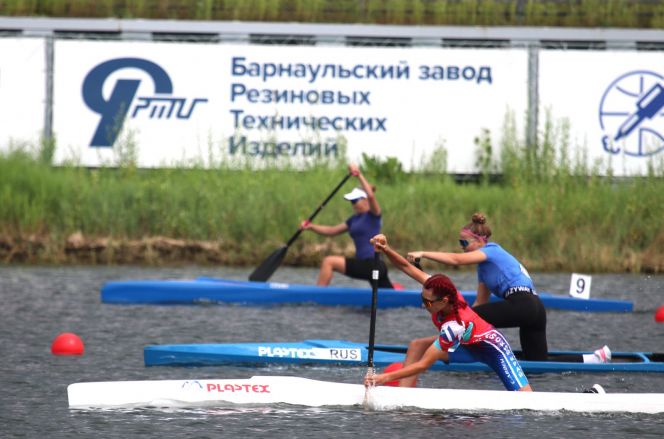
[{"left": 569, "top": 273, "right": 592, "bottom": 299}]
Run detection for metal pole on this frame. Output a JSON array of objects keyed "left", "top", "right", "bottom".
[
  {"left": 43, "top": 34, "right": 54, "bottom": 145},
  {"left": 526, "top": 44, "right": 539, "bottom": 151}
]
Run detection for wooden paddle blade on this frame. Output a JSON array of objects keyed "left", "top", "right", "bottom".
[{"left": 249, "top": 246, "right": 288, "bottom": 282}]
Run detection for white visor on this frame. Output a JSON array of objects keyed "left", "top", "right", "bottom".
[{"left": 343, "top": 187, "right": 368, "bottom": 201}]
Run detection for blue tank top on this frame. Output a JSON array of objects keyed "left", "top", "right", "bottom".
[
  {"left": 345, "top": 212, "right": 382, "bottom": 259},
  {"left": 477, "top": 242, "right": 534, "bottom": 299}
]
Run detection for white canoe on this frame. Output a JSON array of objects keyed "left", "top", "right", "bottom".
[{"left": 67, "top": 376, "right": 664, "bottom": 414}]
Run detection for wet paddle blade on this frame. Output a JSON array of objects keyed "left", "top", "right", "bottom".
[{"left": 249, "top": 246, "right": 288, "bottom": 282}]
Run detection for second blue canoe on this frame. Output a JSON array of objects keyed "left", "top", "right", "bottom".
[{"left": 144, "top": 339, "right": 664, "bottom": 373}]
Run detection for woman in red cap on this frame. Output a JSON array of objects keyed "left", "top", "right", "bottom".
[
  {"left": 300, "top": 163, "right": 393, "bottom": 288},
  {"left": 365, "top": 233, "right": 532, "bottom": 391}
]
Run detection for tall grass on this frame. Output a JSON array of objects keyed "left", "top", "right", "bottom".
[
  {"left": 2, "top": 117, "right": 664, "bottom": 272},
  {"left": 1, "top": 0, "right": 662, "bottom": 28}
]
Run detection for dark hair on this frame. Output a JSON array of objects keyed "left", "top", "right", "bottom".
[
  {"left": 423, "top": 274, "right": 467, "bottom": 324},
  {"left": 463, "top": 212, "right": 492, "bottom": 240}
]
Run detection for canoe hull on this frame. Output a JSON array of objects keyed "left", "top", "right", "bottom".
[
  {"left": 67, "top": 375, "right": 664, "bottom": 413},
  {"left": 143, "top": 340, "right": 664, "bottom": 373},
  {"left": 101, "top": 277, "right": 633, "bottom": 312}
]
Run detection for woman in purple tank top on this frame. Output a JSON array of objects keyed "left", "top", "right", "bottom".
[{"left": 300, "top": 163, "right": 393, "bottom": 288}]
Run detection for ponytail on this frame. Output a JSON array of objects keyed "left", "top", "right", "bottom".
[{"left": 463, "top": 212, "right": 492, "bottom": 242}]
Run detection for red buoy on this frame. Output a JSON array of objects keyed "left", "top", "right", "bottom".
[
  {"left": 655, "top": 305, "right": 664, "bottom": 323},
  {"left": 51, "top": 332, "right": 84, "bottom": 355},
  {"left": 392, "top": 282, "right": 405, "bottom": 291},
  {"left": 384, "top": 362, "right": 404, "bottom": 387}
]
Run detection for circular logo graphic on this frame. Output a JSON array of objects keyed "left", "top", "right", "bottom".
[{"left": 598, "top": 70, "right": 664, "bottom": 157}]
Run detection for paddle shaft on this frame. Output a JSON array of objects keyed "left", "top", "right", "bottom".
[
  {"left": 284, "top": 172, "right": 353, "bottom": 247},
  {"left": 367, "top": 252, "right": 380, "bottom": 369}
]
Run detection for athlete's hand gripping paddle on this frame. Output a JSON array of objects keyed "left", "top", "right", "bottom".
[{"left": 364, "top": 252, "right": 381, "bottom": 406}]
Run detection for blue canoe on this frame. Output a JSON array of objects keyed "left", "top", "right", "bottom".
[
  {"left": 101, "top": 277, "right": 633, "bottom": 312},
  {"left": 144, "top": 339, "right": 664, "bottom": 373}
]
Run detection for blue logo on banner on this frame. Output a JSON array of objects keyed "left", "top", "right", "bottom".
[
  {"left": 82, "top": 57, "right": 208, "bottom": 147},
  {"left": 599, "top": 70, "right": 664, "bottom": 157}
]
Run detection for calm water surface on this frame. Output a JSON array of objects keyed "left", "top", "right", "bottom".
[{"left": 1, "top": 265, "right": 663, "bottom": 438}]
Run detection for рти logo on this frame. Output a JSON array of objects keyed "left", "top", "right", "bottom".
[{"left": 82, "top": 57, "right": 208, "bottom": 147}]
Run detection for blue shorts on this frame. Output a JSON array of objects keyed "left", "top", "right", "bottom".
[{"left": 435, "top": 330, "right": 529, "bottom": 391}]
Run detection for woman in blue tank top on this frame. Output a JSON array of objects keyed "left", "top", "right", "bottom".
[
  {"left": 299, "top": 164, "right": 393, "bottom": 288},
  {"left": 405, "top": 213, "right": 610, "bottom": 364}
]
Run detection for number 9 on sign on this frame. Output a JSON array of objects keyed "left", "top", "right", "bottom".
[{"left": 569, "top": 273, "right": 592, "bottom": 299}]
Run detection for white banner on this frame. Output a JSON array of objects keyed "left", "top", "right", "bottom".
[
  {"left": 0, "top": 38, "right": 45, "bottom": 150},
  {"left": 539, "top": 50, "right": 664, "bottom": 176},
  {"left": 52, "top": 40, "right": 528, "bottom": 171}
]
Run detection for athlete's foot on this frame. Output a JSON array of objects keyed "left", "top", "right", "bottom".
[
  {"left": 582, "top": 384, "right": 606, "bottom": 394},
  {"left": 593, "top": 345, "right": 612, "bottom": 363}
]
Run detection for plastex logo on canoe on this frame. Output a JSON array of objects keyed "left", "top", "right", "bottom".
[
  {"left": 257, "top": 346, "right": 361, "bottom": 360},
  {"left": 82, "top": 57, "right": 208, "bottom": 147},
  {"left": 206, "top": 383, "right": 270, "bottom": 393}
]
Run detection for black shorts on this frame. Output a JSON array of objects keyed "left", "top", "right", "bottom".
[
  {"left": 344, "top": 256, "right": 393, "bottom": 289},
  {"left": 473, "top": 292, "right": 588, "bottom": 363},
  {"left": 473, "top": 291, "right": 547, "bottom": 361}
]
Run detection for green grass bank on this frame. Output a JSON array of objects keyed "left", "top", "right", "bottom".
[
  {"left": 2, "top": 0, "right": 664, "bottom": 28},
  {"left": 2, "top": 147, "right": 663, "bottom": 273}
]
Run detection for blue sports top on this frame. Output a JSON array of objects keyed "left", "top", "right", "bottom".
[
  {"left": 345, "top": 212, "right": 382, "bottom": 259},
  {"left": 477, "top": 242, "right": 535, "bottom": 299}
]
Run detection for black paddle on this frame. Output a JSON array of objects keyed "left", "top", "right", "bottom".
[
  {"left": 248, "top": 172, "right": 353, "bottom": 282},
  {"left": 364, "top": 252, "right": 381, "bottom": 403},
  {"left": 367, "top": 252, "right": 380, "bottom": 373}
]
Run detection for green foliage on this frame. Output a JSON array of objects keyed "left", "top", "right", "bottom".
[
  {"left": 112, "top": 126, "right": 139, "bottom": 169},
  {"left": 360, "top": 152, "right": 405, "bottom": 184},
  {"left": 3, "top": 109, "right": 664, "bottom": 272},
  {"left": 474, "top": 128, "right": 495, "bottom": 183},
  {"left": 1, "top": 0, "right": 662, "bottom": 28},
  {"left": 418, "top": 140, "right": 448, "bottom": 175},
  {"left": 485, "top": 108, "right": 624, "bottom": 187},
  {"left": 38, "top": 136, "right": 56, "bottom": 165}
]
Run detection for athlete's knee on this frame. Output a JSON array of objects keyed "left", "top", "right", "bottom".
[
  {"left": 321, "top": 256, "right": 336, "bottom": 268},
  {"left": 321, "top": 256, "right": 344, "bottom": 272},
  {"left": 407, "top": 338, "right": 426, "bottom": 349},
  {"left": 408, "top": 337, "right": 434, "bottom": 353}
]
